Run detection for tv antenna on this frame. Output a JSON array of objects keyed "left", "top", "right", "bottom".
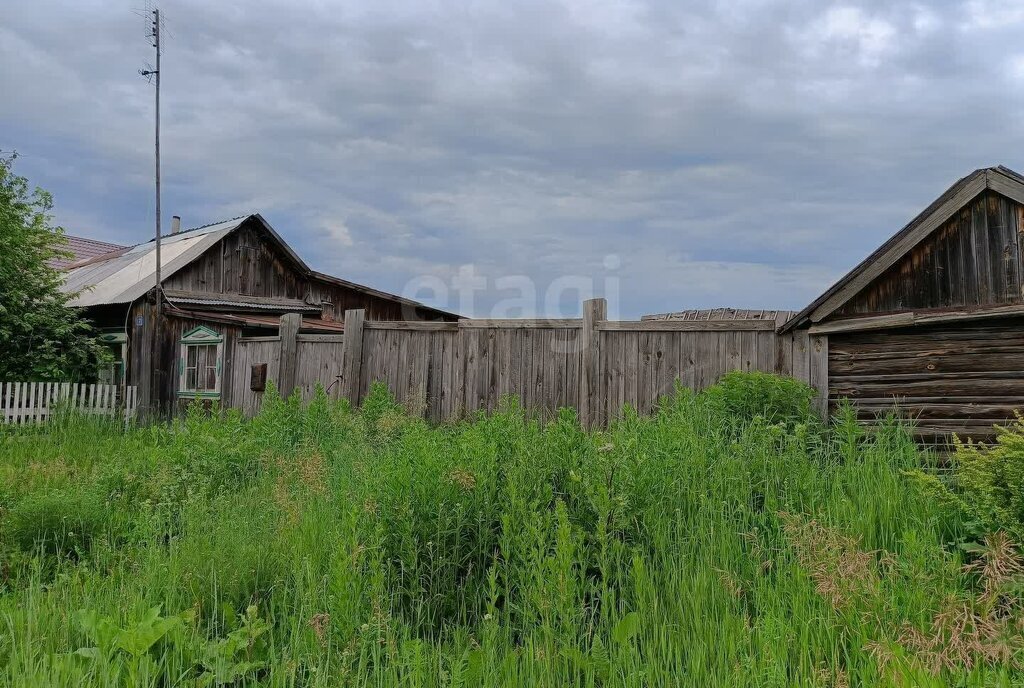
[{"left": 137, "top": 4, "right": 166, "bottom": 414}]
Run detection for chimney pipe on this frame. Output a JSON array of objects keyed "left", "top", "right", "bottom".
[{"left": 171, "top": 215, "right": 181, "bottom": 234}]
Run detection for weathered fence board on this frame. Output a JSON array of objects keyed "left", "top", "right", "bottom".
[
  {"left": 222, "top": 301, "right": 829, "bottom": 425},
  {"left": 325, "top": 299, "right": 828, "bottom": 426},
  {"left": 1, "top": 382, "right": 138, "bottom": 426}
]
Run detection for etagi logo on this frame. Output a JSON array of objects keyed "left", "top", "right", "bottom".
[{"left": 400, "top": 254, "right": 621, "bottom": 320}]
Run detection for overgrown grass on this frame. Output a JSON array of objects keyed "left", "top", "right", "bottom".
[{"left": 1, "top": 375, "right": 1023, "bottom": 686}]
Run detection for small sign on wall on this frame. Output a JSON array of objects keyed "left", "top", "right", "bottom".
[{"left": 250, "top": 363, "right": 268, "bottom": 392}]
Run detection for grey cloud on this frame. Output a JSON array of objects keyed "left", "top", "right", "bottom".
[{"left": 3, "top": 0, "right": 1024, "bottom": 317}]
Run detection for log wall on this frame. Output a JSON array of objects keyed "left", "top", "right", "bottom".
[{"left": 829, "top": 318, "right": 1024, "bottom": 444}]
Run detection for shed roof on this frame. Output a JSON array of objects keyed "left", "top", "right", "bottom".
[
  {"left": 169, "top": 309, "right": 346, "bottom": 333},
  {"left": 163, "top": 290, "right": 321, "bottom": 313},
  {"left": 781, "top": 166, "right": 1024, "bottom": 332}
]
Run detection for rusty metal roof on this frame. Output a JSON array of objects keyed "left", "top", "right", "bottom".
[{"left": 642, "top": 308, "right": 794, "bottom": 322}]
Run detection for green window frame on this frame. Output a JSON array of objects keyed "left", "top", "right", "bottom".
[{"left": 178, "top": 326, "right": 224, "bottom": 398}]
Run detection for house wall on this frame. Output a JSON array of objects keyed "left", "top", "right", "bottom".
[
  {"left": 836, "top": 191, "right": 1024, "bottom": 317},
  {"left": 307, "top": 278, "right": 451, "bottom": 322},
  {"left": 828, "top": 318, "right": 1024, "bottom": 445},
  {"left": 162, "top": 222, "right": 306, "bottom": 299},
  {"left": 126, "top": 297, "right": 243, "bottom": 414}
]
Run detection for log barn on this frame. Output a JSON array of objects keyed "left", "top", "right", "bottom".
[
  {"left": 60, "top": 214, "right": 457, "bottom": 413},
  {"left": 782, "top": 166, "right": 1024, "bottom": 445}
]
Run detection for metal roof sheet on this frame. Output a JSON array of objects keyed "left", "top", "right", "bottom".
[
  {"left": 642, "top": 308, "right": 794, "bottom": 322},
  {"left": 166, "top": 294, "right": 320, "bottom": 312},
  {"left": 170, "top": 309, "right": 345, "bottom": 333},
  {"left": 62, "top": 218, "right": 245, "bottom": 306}
]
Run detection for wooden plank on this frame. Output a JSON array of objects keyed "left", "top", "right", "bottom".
[
  {"left": 565, "top": 327, "right": 580, "bottom": 411},
  {"left": 29, "top": 382, "right": 38, "bottom": 423},
  {"left": 509, "top": 327, "right": 524, "bottom": 411},
  {"left": 622, "top": 331, "right": 639, "bottom": 414},
  {"left": 457, "top": 319, "right": 581, "bottom": 329},
  {"left": 364, "top": 321, "right": 459, "bottom": 331},
  {"left": 579, "top": 298, "right": 606, "bottom": 428},
  {"left": 277, "top": 313, "right": 301, "bottom": 397},
  {"left": 986, "top": 169, "right": 1024, "bottom": 207},
  {"left": 636, "top": 332, "right": 653, "bottom": 414},
  {"left": 295, "top": 334, "right": 345, "bottom": 343},
  {"left": 678, "top": 331, "right": 695, "bottom": 391},
  {"left": 463, "top": 328, "right": 480, "bottom": 414},
  {"left": 238, "top": 336, "right": 282, "bottom": 343},
  {"left": 339, "top": 309, "right": 365, "bottom": 406},
  {"left": 451, "top": 326, "right": 465, "bottom": 419},
  {"left": 809, "top": 335, "right": 829, "bottom": 417}
]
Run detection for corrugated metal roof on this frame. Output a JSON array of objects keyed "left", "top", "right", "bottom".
[
  {"left": 49, "top": 235, "right": 129, "bottom": 270},
  {"left": 166, "top": 294, "right": 320, "bottom": 312},
  {"left": 170, "top": 309, "right": 345, "bottom": 333},
  {"left": 642, "top": 308, "right": 794, "bottom": 322},
  {"left": 62, "top": 218, "right": 246, "bottom": 306}
]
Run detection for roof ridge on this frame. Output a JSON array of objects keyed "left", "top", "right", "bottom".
[{"left": 142, "top": 214, "right": 251, "bottom": 243}]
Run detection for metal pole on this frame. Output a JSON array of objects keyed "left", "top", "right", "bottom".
[{"left": 152, "top": 8, "right": 163, "bottom": 415}]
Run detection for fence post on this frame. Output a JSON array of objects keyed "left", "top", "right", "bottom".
[
  {"left": 580, "top": 297, "right": 607, "bottom": 430},
  {"left": 278, "top": 313, "right": 302, "bottom": 397},
  {"left": 340, "top": 309, "right": 365, "bottom": 407}
]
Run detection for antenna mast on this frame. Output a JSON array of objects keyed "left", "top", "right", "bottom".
[{"left": 140, "top": 6, "right": 163, "bottom": 414}]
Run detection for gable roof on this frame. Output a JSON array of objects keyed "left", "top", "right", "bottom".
[
  {"left": 780, "top": 166, "right": 1024, "bottom": 333},
  {"left": 60, "top": 214, "right": 460, "bottom": 319},
  {"left": 62, "top": 217, "right": 248, "bottom": 306},
  {"left": 49, "top": 234, "right": 129, "bottom": 270}
]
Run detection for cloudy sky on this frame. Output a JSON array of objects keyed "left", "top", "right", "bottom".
[{"left": 3, "top": 0, "right": 1024, "bottom": 317}]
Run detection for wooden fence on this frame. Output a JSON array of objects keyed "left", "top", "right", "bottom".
[
  {"left": 226, "top": 326, "right": 345, "bottom": 415},
  {"left": 331, "top": 299, "right": 828, "bottom": 427},
  {"left": 1, "top": 382, "right": 139, "bottom": 425}
]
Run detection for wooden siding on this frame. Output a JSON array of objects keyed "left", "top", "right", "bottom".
[
  {"left": 837, "top": 191, "right": 1024, "bottom": 317},
  {"left": 128, "top": 300, "right": 243, "bottom": 414},
  {"left": 828, "top": 319, "right": 1024, "bottom": 445},
  {"left": 165, "top": 219, "right": 454, "bottom": 323},
  {"left": 163, "top": 222, "right": 306, "bottom": 299},
  {"left": 307, "top": 279, "right": 451, "bottom": 322}
]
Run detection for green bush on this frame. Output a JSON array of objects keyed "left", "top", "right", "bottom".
[
  {"left": 702, "top": 370, "right": 816, "bottom": 429},
  {"left": 917, "top": 413, "right": 1024, "bottom": 541},
  {"left": 5, "top": 487, "right": 109, "bottom": 556}
]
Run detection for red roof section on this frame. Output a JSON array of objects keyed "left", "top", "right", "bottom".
[{"left": 51, "top": 234, "right": 129, "bottom": 270}]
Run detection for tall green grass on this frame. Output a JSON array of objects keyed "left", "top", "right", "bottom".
[{"left": 0, "top": 376, "right": 1020, "bottom": 686}]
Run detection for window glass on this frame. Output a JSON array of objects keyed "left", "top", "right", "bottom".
[{"left": 182, "top": 343, "right": 219, "bottom": 394}]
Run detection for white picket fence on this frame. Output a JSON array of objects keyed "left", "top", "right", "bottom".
[{"left": 0, "top": 382, "right": 139, "bottom": 426}]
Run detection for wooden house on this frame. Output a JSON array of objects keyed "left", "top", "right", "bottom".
[
  {"left": 782, "top": 166, "right": 1024, "bottom": 445},
  {"left": 61, "top": 214, "right": 457, "bottom": 413}
]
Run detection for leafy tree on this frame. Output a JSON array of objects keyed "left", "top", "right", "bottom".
[{"left": 0, "top": 153, "right": 107, "bottom": 381}]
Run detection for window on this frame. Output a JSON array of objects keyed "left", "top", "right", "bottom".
[
  {"left": 178, "top": 326, "right": 224, "bottom": 397},
  {"left": 96, "top": 330, "right": 127, "bottom": 386}
]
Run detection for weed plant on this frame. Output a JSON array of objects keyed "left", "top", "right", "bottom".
[{"left": 1, "top": 375, "right": 1023, "bottom": 686}]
